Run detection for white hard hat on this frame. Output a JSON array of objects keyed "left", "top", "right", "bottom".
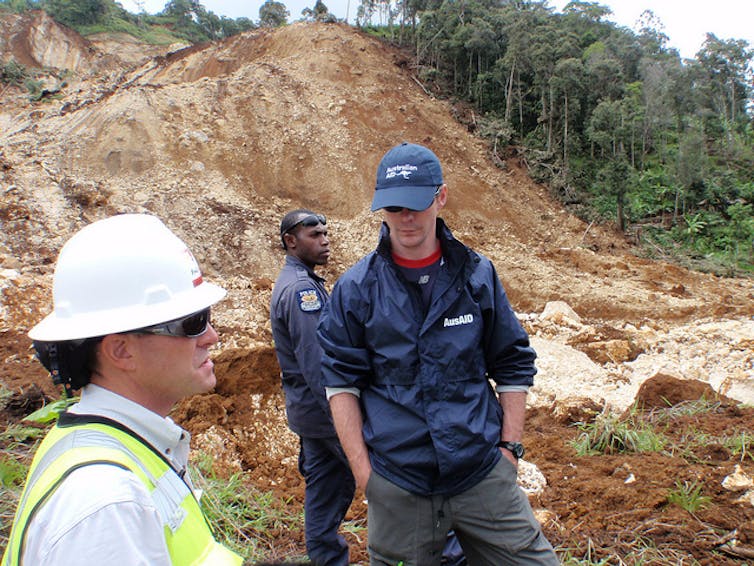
[{"left": 29, "top": 214, "right": 226, "bottom": 342}]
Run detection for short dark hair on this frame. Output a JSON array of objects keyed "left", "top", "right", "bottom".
[
  {"left": 279, "top": 208, "right": 318, "bottom": 250},
  {"left": 33, "top": 338, "right": 103, "bottom": 396}
]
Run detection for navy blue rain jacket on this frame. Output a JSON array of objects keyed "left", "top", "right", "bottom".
[
  {"left": 271, "top": 256, "right": 335, "bottom": 438},
  {"left": 318, "top": 219, "right": 537, "bottom": 496}
]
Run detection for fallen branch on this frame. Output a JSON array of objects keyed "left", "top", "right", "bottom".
[
  {"left": 580, "top": 219, "right": 595, "bottom": 244},
  {"left": 411, "top": 75, "right": 432, "bottom": 97},
  {"left": 719, "top": 544, "right": 754, "bottom": 559}
]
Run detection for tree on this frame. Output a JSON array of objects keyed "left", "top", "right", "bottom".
[
  {"left": 2, "top": 0, "right": 37, "bottom": 13},
  {"left": 259, "top": 0, "right": 289, "bottom": 27},
  {"left": 43, "top": 0, "right": 110, "bottom": 27},
  {"left": 301, "top": 0, "right": 337, "bottom": 22},
  {"left": 160, "top": 0, "right": 212, "bottom": 42},
  {"left": 635, "top": 9, "right": 669, "bottom": 56},
  {"left": 596, "top": 152, "right": 633, "bottom": 231},
  {"left": 562, "top": 1, "right": 612, "bottom": 22},
  {"left": 583, "top": 41, "right": 624, "bottom": 102},
  {"left": 550, "top": 57, "right": 585, "bottom": 165},
  {"left": 695, "top": 34, "right": 754, "bottom": 157}
]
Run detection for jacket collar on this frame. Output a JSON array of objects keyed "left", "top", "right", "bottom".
[
  {"left": 377, "top": 217, "right": 468, "bottom": 267},
  {"left": 285, "top": 254, "right": 325, "bottom": 284}
]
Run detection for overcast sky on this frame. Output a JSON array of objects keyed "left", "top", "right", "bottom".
[{"left": 119, "top": 0, "right": 754, "bottom": 60}]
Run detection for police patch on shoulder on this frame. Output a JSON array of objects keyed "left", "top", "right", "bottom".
[{"left": 298, "top": 289, "right": 322, "bottom": 312}]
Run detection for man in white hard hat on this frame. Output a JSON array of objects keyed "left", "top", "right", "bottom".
[{"left": 2, "top": 214, "right": 243, "bottom": 566}]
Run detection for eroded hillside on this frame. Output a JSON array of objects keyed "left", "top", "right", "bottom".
[{"left": 2, "top": 12, "right": 754, "bottom": 563}]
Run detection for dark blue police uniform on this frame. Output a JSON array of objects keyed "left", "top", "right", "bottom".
[{"left": 271, "top": 255, "right": 355, "bottom": 566}]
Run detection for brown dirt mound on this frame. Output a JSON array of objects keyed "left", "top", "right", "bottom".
[{"left": 634, "top": 373, "right": 721, "bottom": 410}]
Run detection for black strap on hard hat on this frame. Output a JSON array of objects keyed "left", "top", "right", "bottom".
[{"left": 33, "top": 339, "right": 100, "bottom": 399}]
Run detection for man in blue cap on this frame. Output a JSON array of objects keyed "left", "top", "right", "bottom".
[{"left": 318, "top": 143, "right": 558, "bottom": 565}]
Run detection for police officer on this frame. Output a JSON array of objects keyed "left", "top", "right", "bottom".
[
  {"left": 270, "top": 210, "right": 355, "bottom": 566},
  {"left": 2, "top": 214, "right": 243, "bottom": 565}
]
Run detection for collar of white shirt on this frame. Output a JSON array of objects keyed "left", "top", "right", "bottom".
[{"left": 70, "top": 384, "right": 192, "bottom": 473}]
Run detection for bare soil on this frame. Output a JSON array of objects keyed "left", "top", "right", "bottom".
[{"left": 2, "top": 10, "right": 753, "bottom": 564}]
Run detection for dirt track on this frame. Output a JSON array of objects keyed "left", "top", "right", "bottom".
[{"left": 1, "top": 11, "right": 754, "bottom": 563}]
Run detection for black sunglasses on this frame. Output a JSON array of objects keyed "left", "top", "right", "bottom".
[
  {"left": 132, "top": 307, "right": 211, "bottom": 338},
  {"left": 280, "top": 213, "right": 327, "bottom": 236},
  {"left": 383, "top": 187, "right": 442, "bottom": 214}
]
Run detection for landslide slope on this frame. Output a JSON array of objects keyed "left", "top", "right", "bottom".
[{"left": 2, "top": 14, "right": 752, "bottom": 329}]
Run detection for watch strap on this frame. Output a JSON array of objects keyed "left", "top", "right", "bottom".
[{"left": 497, "top": 440, "right": 525, "bottom": 459}]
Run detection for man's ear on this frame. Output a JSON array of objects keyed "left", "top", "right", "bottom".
[
  {"left": 436, "top": 183, "right": 448, "bottom": 209},
  {"left": 99, "top": 334, "right": 137, "bottom": 371},
  {"left": 283, "top": 231, "right": 297, "bottom": 250}
]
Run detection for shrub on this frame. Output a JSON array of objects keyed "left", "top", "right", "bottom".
[{"left": 1, "top": 59, "right": 27, "bottom": 86}]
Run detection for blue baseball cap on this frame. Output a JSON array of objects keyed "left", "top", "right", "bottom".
[{"left": 371, "top": 142, "right": 444, "bottom": 212}]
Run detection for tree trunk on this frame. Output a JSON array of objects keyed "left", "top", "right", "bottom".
[
  {"left": 505, "top": 61, "right": 515, "bottom": 123},
  {"left": 617, "top": 189, "right": 625, "bottom": 232},
  {"left": 563, "top": 93, "right": 568, "bottom": 166}
]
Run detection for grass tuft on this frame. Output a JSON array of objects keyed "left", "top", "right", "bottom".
[
  {"left": 571, "top": 407, "right": 666, "bottom": 456},
  {"left": 666, "top": 480, "right": 711, "bottom": 513}
]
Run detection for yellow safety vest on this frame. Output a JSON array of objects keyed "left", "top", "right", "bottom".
[{"left": 2, "top": 414, "right": 243, "bottom": 566}]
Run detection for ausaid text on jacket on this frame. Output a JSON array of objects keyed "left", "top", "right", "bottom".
[{"left": 443, "top": 314, "right": 474, "bottom": 327}]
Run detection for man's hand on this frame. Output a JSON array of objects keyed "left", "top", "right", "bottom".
[
  {"left": 329, "top": 392, "right": 372, "bottom": 492},
  {"left": 499, "top": 446, "right": 520, "bottom": 468}
]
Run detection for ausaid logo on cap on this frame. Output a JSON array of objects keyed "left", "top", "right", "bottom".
[
  {"left": 183, "top": 248, "right": 204, "bottom": 287},
  {"left": 385, "top": 163, "right": 418, "bottom": 180}
]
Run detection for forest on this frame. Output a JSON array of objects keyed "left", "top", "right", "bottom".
[
  {"left": 367, "top": 1, "right": 754, "bottom": 275},
  {"left": 2, "top": 0, "right": 753, "bottom": 274}
]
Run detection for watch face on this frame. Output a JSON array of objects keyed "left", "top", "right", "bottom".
[{"left": 500, "top": 441, "right": 524, "bottom": 459}]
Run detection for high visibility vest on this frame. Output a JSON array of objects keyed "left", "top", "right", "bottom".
[{"left": 2, "top": 413, "right": 243, "bottom": 566}]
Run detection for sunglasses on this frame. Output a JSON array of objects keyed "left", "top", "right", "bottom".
[
  {"left": 280, "top": 213, "right": 327, "bottom": 236},
  {"left": 132, "top": 307, "right": 211, "bottom": 338},
  {"left": 383, "top": 186, "right": 442, "bottom": 214}
]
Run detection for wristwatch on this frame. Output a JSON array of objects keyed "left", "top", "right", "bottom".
[{"left": 497, "top": 440, "right": 525, "bottom": 460}]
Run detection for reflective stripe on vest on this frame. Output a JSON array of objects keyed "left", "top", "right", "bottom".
[{"left": 2, "top": 419, "right": 243, "bottom": 566}]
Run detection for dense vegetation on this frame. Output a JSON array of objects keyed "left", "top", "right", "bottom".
[
  {"left": 371, "top": 0, "right": 754, "bottom": 275},
  {"left": 0, "top": 0, "right": 259, "bottom": 44},
  {"left": 2, "top": 0, "right": 752, "bottom": 274}
]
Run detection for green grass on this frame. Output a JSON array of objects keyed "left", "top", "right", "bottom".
[
  {"left": 340, "top": 518, "right": 367, "bottom": 545},
  {"left": 0, "top": 59, "right": 27, "bottom": 86},
  {"left": 645, "top": 398, "right": 721, "bottom": 422},
  {"left": 571, "top": 408, "right": 667, "bottom": 456},
  {"left": 0, "top": 455, "right": 27, "bottom": 488},
  {"left": 559, "top": 534, "right": 706, "bottom": 565},
  {"left": 0, "top": 448, "right": 28, "bottom": 551},
  {"left": 645, "top": 400, "right": 754, "bottom": 464},
  {"left": 191, "top": 451, "right": 308, "bottom": 563},
  {"left": 723, "top": 431, "right": 754, "bottom": 462},
  {"left": 0, "top": 424, "right": 47, "bottom": 444},
  {"left": 621, "top": 536, "right": 703, "bottom": 565},
  {"left": 666, "top": 480, "right": 711, "bottom": 513},
  {"left": 559, "top": 538, "right": 611, "bottom": 565},
  {"left": 78, "top": 16, "right": 186, "bottom": 45}
]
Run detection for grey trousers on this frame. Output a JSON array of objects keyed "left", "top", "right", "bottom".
[{"left": 365, "top": 458, "right": 559, "bottom": 566}]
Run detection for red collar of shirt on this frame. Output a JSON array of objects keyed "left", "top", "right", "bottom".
[{"left": 392, "top": 246, "right": 442, "bottom": 268}]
